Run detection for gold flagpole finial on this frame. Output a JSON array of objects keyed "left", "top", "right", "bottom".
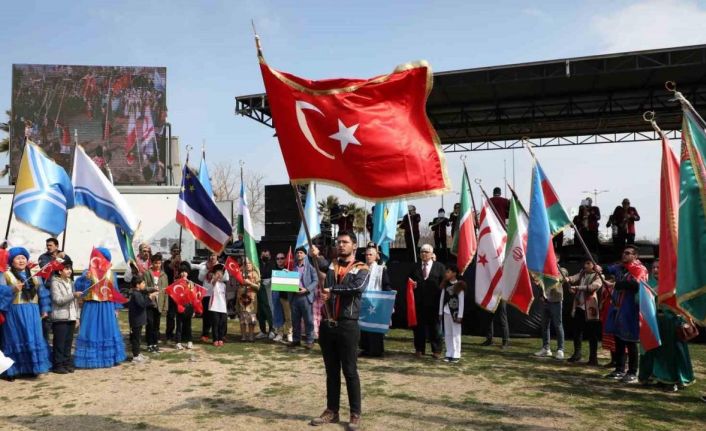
[{"left": 251, "top": 19, "right": 263, "bottom": 59}]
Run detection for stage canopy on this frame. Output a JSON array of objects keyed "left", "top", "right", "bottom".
[{"left": 235, "top": 44, "right": 706, "bottom": 152}]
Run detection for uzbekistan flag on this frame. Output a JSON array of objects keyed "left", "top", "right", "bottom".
[
  {"left": 526, "top": 159, "right": 570, "bottom": 290},
  {"left": 176, "top": 165, "right": 232, "bottom": 254}
]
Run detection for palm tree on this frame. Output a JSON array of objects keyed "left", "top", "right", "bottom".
[
  {"left": 317, "top": 195, "right": 339, "bottom": 223},
  {"left": 344, "top": 202, "right": 368, "bottom": 243}
]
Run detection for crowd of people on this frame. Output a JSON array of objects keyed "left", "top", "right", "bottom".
[{"left": 0, "top": 204, "right": 702, "bottom": 429}]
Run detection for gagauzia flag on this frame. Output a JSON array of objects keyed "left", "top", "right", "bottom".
[
  {"left": 657, "top": 131, "right": 680, "bottom": 312},
  {"left": 239, "top": 181, "right": 259, "bottom": 270},
  {"left": 450, "top": 167, "right": 477, "bottom": 274},
  {"left": 474, "top": 200, "right": 507, "bottom": 312},
  {"left": 176, "top": 166, "right": 232, "bottom": 254},
  {"left": 676, "top": 104, "right": 706, "bottom": 323},
  {"left": 526, "top": 159, "right": 570, "bottom": 292},
  {"left": 259, "top": 55, "right": 449, "bottom": 199},
  {"left": 14, "top": 141, "right": 74, "bottom": 235},
  {"left": 501, "top": 197, "right": 534, "bottom": 314},
  {"left": 359, "top": 290, "right": 397, "bottom": 334}
]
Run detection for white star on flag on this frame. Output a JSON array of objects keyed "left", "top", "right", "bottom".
[
  {"left": 329, "top": 119, "right": 361, "bottom": 153},
  {"left": 367, "top": 303, "right": 376, "bottom": 316}
]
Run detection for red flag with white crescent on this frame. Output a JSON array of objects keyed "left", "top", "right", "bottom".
[
  {"left": 259, "top": 58, "right": 449, "bottom": 200},
  {"left": 192, "top": 284, "right": 208, "bottom": 315},
  {"left": 285, "top": 246, "right": 294, "bottom": 271},
  {"left": 225, "top": 256, "right": 245, "bottom": 284}
]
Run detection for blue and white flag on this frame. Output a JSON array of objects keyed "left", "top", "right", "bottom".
[
  {"left": 198, "top": 149, "right": 214, "bottom": 200},
  {"left": 72, "top": 145, "right": 139, "bottom": 236},
  {"left": 359, "top": 290, "right": 397, "bottom": 334},
  {"left": 296, "top": 182, "right": 320, "bottom": 250},
  {"left": 14, "top": 141, "right": 74, "bottom": 235}
]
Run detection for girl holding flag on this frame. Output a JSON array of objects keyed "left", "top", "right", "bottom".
[
  {"left": 174, "top": 262, "right": 197, "bottom": 350},
  {"left": 0, "top": 247, "right": 51, "bottom": 379},
  {"left": 73, "top": 247, "right": 127, "bottom": 369}
]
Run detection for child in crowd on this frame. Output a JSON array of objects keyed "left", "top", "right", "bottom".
[
  {"left": 144, "top": 253, "right": 168, "bottom": 353},
  {"left": 237, "top": 260, "right": 260, "bottom": 342},
  {"left": 175, "top": 262, "right": 195, "bottom": 350},
  {"left": 128, "top": 275, "right": 148, "bottom": 363},
  {"left": 439, "top": 264, "right": 466, "bottom": 363},
  {"left": 207, "top": 264, "right": 227, "bottom": 347},
  {"left": 50, "top": 257, "right": 80, "bottom": 374}
]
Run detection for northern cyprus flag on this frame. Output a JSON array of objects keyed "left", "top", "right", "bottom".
[
  {"left": 475, "top": 199, "right": 507, "bottom": 312},
  {"left": 501, "top": 197, "right": 534, "bottom": 314}
]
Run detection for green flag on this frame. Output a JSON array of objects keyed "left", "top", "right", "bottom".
[
  {"left": 676, "top": 105, "right": 706, "bottom": 324},
  {"left": 239, "top": 181, "right": 259, "bottom": 271}
]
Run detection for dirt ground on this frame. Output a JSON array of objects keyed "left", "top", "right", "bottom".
[{"left": 0, "top": 320, "right": 704, "bottom": 431}]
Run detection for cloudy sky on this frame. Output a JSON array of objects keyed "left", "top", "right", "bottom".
[{"left": 2, "top": 0, "right": 706, "bottom": 240}]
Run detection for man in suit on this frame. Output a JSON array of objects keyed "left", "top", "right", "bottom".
[{"left": 410, "top": 243, "right": 446, "bottom": 359}]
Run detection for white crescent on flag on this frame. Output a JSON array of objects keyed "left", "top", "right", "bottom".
[{"left": 295, "top": 100, "right": 335, "bottom": 160}]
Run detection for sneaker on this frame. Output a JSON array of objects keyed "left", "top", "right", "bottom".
[
  {"left": 480, "top": 339, "right": 493, "bottom": 346},
  {"left": 273, "top": 334, "right": 283, "bottom": 342},
  {"left": 432, "top": 352, "right": 442, "bottom": 360},
  {"left": 346, "top": 413, "right": 361, "bottom": 431},
  {"left": 286, "top": 334, "right": 293, "bottom": 343},
  {"left": 200, "top": 336, "right": 210, "bottom": 343},
  {"left": 443, "top": 357, "right": 452, "bottom": 362},
  {"left": 133, "top": 354, "right": 146, "bottom": 363},
  {"left": 534, "top": 347, "right": 552, "bottom": 357},
  {"left": 213, "top": 341, "right": 219, "bottom": 347},
  {"left": 310, "top": 409, "right": 340, "bottom": 426},
  {"left": 268, "top": 331, "right": 276, "bottom": 340},
  {"left": 289, "top": 341, "right": 301, "bottom": 348},
  {"left": 146, "top": 345, "right": 154, "bottom": 353},
  {"left": 622, "top": 373, "right": 638, "bottom": 384},
  {"left": 154, "top": 345, "right": 161, "bottom": 353},
  {"left": 304, "top": 343, "right": 314, "bottom": 350},
  {"left": 175, "top": 343, "right": 184, "bottom": 350},
  {"left": 255, "top": 332, "right": 268, "bottom": 340},
  {"left": 586, "top": 358, "right": 599, "bottom": 366},
  {"left": 554, "top": 350, "right": 565, "bottom": 360},
  {"left": 186, "top": 342, "right": 193, "bottom": 350},
  {"left": 241, "top": 335, "right": 247, "bottom": 342},
  {"left": 567, "top": 354, "right": 582, "bottom": 363},
  {"left": 605, "top": 371, "right": 625, "bottom": 380},
  {"left": 52, "top": 367, "right": 69, "bottom": 374},
  {"left": 218, "top": 341, "right": 224, "bottom": 347},
  {"left": 449, "top": 358, "right": 460, "bottom": 364}
]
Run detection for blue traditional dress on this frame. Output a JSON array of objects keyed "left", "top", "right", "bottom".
[
  {"left": 0, "top": 247, "right": 52, "bottom": 377},
  {"left": 73, "top": 247, "right": 126, "bottom": 368}
]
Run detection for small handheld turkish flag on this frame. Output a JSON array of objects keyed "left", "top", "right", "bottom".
[
  {"left": 260, "top": 57, "right": 449, "bottom": 200},
  {"left": 225, "top": 256, "right": 245, "bottom": 284}
]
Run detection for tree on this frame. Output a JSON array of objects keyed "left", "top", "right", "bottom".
[
  {"left": 318, "top": 195, "right": 339, "bottom": 223},
  {"left": 209, "top": 161, "right": 265, "bottom": 226}
]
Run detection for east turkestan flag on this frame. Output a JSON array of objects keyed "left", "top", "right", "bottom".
[
  {"left": 474, "top": 199, "right": 507, "bottom": 312},
  {"left": 450, "top": 166, "right": 477, "bottom": 274},
  {"left": 676, "top": 102, "right": 706, "bottom": 323},
  {"left": 501, "top": 197, "right": 534, "bottom": 314}
]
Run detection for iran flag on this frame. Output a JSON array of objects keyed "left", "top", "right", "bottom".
[
  {"left": 501, "top": 197, "right": 534, "bottom": 314},
  {"left": 475, "top": 200, "right": 507, "bottom": 312}
]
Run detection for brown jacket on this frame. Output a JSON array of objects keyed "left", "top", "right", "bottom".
[
  {"left": 145, "top": 270, "right": 169, "bottom": 313},
  {"left": 566, "top": 271, "right": 602, "bottom": 320}
]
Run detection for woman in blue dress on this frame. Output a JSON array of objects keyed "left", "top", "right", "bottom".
[
  {"left": 73, "top": 247, "right": 126, "bottom": 368},
  {"left": 0, "top": 247, "right": 51, "bottom": 380}
]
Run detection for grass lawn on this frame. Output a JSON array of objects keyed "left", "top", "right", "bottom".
[{"left": 0, "top": 312, "right": 703, "bottom": 431}]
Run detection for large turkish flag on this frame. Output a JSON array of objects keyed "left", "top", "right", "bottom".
[{"left": 260, "top": 60, "right": 449, "bottom": 199}]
